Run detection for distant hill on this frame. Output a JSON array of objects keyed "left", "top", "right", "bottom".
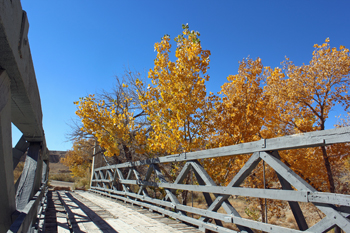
[
  {"left": 49, "top": 150, "right": 67, "bottom": 163},
  {"left": 48, "top": 150, "right": 70, "bottom": 174},
  {"left": 18, "top": 150, "right": 67, "bottom": 163}
]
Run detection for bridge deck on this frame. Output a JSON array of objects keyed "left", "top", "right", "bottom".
[{"left": 44, "top": 190, "right": 202, "bottom": 233}]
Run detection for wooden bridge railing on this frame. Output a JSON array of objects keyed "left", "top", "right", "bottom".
[
  {"left": 90, "top": 127, "right": 350, "bottom": 233},
  {"left": 0, "top": 0, "right": 49, "bottom": 232}
]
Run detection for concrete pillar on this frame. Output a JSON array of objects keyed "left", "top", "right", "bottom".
[{"left": 0, "top": 70, "right": 16, "bottom": 233}]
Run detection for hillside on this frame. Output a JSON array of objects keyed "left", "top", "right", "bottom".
[
  {"left": 49, "top": 150, "right": 67, "bottom": 163},
  {"left": 48, "top": 150, "right": 70, "bottom": 174}
]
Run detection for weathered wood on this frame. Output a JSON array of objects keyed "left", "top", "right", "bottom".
[
  {"left": 90, "top": 189, "right": 302, "bottom": 233},
  {"left": 133, "top": 168, "right": 149, "bottom": 197},
  {"left": 7, "top": 183, "right": 47, "bottom": 233},
  {"left": 0, "top": 1, "right": 48, "bottom": 232},
  {"left": 137, "top": 165, "right": 153, "bottom": 196},
  {"left": 152, "top": 164, "right": 183, "bottom": 210},
  {"left": 190, "top": 161, "right": 251, "bottom": 233},
  {"left": 41, "top": 160, "right": 48, "bottom": 184},
  {"left": 91, "top": 128, "right": 350, "bottom": 232},
  {"left": 305, "top": 216, "right": 336, "bottom": 232},
  {"left": 174, "top": 162, "right": 192, "bottom": 185},
  {"left": 0, "top": 0, "right": 44, "bottom": 141},
  {"left": 0, "top": 70, "right": 16, "bottom": 233},
  {"left": 12, "top": 135, "right": 29, "bottom": 170},
  {"left": 203, "top": 152, "right": 261, "bottom": 225},
  {"left": 95, "top": 127, "right": 350, "bottom": 171},
  {"left": 65, "top": 191, "right": 201, "bottom": 233},
  {"left": 16, "top": 142, "right": 42, "bottom": 211},
  {"left": 261, "top": 151, "right": 350, "bottom": 232},
  {"left": 44, "top": 191, "right": 70, "bottom": 233},
  {"left": 114, "top": 178, "right": 350, "bottom": 206},
  {"left": 272, "top": 151, "right": 308, "bottom": 231},
  {"left": 116, "top": 168, "right": 131, "bottom": 194}
]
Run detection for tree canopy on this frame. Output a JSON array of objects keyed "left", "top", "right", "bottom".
[{"left": 70, "top": 27, "right": 350, "bottom": 199}]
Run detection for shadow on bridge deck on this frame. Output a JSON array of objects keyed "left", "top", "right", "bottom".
[
  {"left": 44, "top": 190, "right": 201, "bottom": 233},
  {"left": 59, "top": 192, "right": 118, "bottom": 233}
]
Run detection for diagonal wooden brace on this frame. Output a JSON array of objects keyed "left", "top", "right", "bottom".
[
  {"left": 190, "top": 160, "right": 254, "bottom": 233},
  {"left": 261, "top": 151, "right": 350, "bottom": 232}
]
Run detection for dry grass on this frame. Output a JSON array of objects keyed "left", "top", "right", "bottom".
[
  {"left": 48, "top": 161, "right": 75, "bottom": 182},
  {"left": 13, "top": 154, "right": 91, "bottom": 191},
  {"left": 13, "top": 162, "right": 24, "bottom": 183},
  {"left": 180, "top": 192, "right": 338, "bottom": 232},
  {"left": 49, "top": 162, "right": 70, "bottom": 173},
  {"left": 48, "top": 160, "right": 91, "bottom": 190},
  {"left": 73, "top": 177, "right": 90, "bottom": 190},
  {"left": 49, "top": 173, "right": 76, "bottom": 182}
]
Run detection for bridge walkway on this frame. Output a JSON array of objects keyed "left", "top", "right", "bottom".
[{"left": 44, "top": 190, "right": 202, "bottom": 233}]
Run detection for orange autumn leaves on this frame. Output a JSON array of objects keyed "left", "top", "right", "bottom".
[{"left": 75, "top": 26, "right": 350, "bottom": 193}]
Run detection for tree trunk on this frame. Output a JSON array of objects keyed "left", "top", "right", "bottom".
[
  {"left": 259, "top": 198, "right": 266, "bottom": 223},
  {"left": 123, "top": 144, "right": 133, "bottom": 162},
  {"left": 321, "top": 146, "right": 340, "bottom": 232},
  {"left": 182, "top": 190, "right": 189, "bottom": 206},
  {"left": 181, "top": 175, "right": 190, "bottom": 206}
]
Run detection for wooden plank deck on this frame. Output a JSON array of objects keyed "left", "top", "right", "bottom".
[
  {"left": 44, "top": 190, "right": 202, "bottom": 233},
  {"left": 44, "top": 191, "right": 70, "bottom": 233}
]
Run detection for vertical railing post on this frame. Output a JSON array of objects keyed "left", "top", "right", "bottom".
[
  {"left": 0, "top": 70, "right": 16, "bottom": 232},
  {"left": 90, "top": 140, "right": 97, "bottom": 188}
]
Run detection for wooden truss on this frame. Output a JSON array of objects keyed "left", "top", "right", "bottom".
[{"left": 90, "top": 127, "right": 350, "bottom": 233}]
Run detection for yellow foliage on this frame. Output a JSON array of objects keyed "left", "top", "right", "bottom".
[
  {"left": 266, "top": 38, "right": 350, "bottom": 132},
  {"left": 264, "top": 38, "right": 350, "bottom": 193},
  {"left": 73, "top": 31, "right": 350, "bottom": 198},
  {"left": 211, "top": 57, "right": 267, "bottom": 148},
  {"left": 140, "top": 25, "right": 212, "bottom": 155},
  {"left": 60, "top": 139, "right": 94, "bottom": 178},
  {"left": 75, "top": 94, "right": 147, "bottom": 157}
]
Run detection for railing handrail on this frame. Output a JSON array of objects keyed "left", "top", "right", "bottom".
[
  {"left": 90, "top": 127, "right": 350, "bottom": 233},
  {"left": 95, "top": 126, "right": 350, "bottom": 171},
  {"left": 7, "top": 181, "right": 48, "bottom": 233}
]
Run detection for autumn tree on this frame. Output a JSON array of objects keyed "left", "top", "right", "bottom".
[
  {"left": 139, "top": 24, "right": 212, "bottom": 156},
  {"left": 206, "top": 57, "right": 283, "bottom": 222},
  {"left": 265, "top": 38, "right": 350, "bottom": 193},
  {"left": 74, "top": 69, "right": 149, "bottom": 162},
  {"left": 326, "top": 114, "right": 350, "bottom": 194},
  {"left": 136, "top": 24, "right": 213, "bottom": 205},
  {"left": 205, "top": 58, "right": 265, "bottom": 183},
  {"left": 206, "top": 43, "right": 350, "bottom": 222},
  {"left": 61, "top": 139, "right": 94, "bottom": 178}
]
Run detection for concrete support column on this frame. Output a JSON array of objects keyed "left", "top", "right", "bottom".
[{"left": 0, "top": 70, "right": 15, "bottom": 233}]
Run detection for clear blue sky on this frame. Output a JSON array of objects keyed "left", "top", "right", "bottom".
[{"left": 14, "top": 0, "right": 350, "bottom": 151}]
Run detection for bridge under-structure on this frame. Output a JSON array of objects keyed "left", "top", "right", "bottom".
[
  {"left": 0, "top": 0, "right": 49, "bottom": 232},
  {"left": 2, "top": 0, "right": 350, "bottom": 233}
]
